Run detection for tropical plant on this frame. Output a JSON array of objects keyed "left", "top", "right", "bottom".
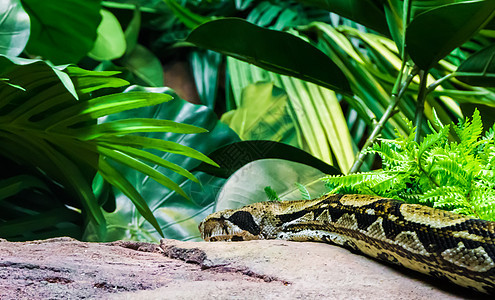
[
  {"left": 0, "top": 56, "right": 225, "bottom": 240},
  {"left": 325, "top": 110, "right": 495, "bottom": 221},
  {"left": 3, "top": 0, "right": 495, "bottom": 242},
  {"left": 0, "top": 0, "right": 245, "bottom": 242},
  {"left": 173, "top": 0, "right": 495, "bottom": 222}
]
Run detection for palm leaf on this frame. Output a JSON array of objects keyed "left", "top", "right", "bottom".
[{"left": 0, "top": 57, "right": 218, "bottom": 239}]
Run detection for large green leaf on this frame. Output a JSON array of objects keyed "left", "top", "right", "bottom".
[
  {"left": 406, "top": 0, "right": 495, "bottom": 70},
  {"left": 21, "top": 0, "right": 101, "bottom": 64},
  {"left": 88, "top": 9, "right": 126, "bottom": 61},
  {"left": 295, "top": 0, "right": 389, "bottom": 36},
  {"left": 384, "top": 0, "right": 459, "bottom": 53},
  {"left": 0, "top": 0, "right": 30, "bottom": 56},
  {"left": 214, "top": 159, "right": 329, "bottom": 211},
  {"left": 85, "top": 85, "right": 240, "bottom": 242},
  {"left": 190, "top": 50, "right": 222, "bottom": 109},
  {"left": 221, "top": 82, "right": 298, "bottom": 146},
  {"left": 186, "top": 18, "right": 352, "bottom": 95},
  {"left": 121, "top": 44, "right": 164, "bottom": 87},
  {"left": 456, "top": 43, "right": 495, "bottom": 87}
]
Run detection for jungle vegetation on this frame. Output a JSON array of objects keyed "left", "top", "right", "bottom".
[{"left": 1, "top": 0, "right": 495, "bottom": 242}]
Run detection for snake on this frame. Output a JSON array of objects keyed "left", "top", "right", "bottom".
[{"left": 198, "top": 194, "right": 495, "bottom": 294}]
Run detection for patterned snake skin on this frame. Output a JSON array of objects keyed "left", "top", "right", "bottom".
[{"left": 199, "top": 194, "right": 495, "bottom": 294}]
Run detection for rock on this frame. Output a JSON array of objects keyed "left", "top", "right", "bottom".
[{"left": 0, "top": 237, "right": 488, "bottom": 299}]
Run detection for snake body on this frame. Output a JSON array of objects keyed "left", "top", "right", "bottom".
[{"left": 199, "top": 194, "right": 495, "bottom": 294}]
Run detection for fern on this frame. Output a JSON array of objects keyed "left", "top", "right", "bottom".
[
  {"left": 323, "top": 109, "right": 495, "bottom": 221},
  {"left": 264, "top": 186, "right": 281, "bottom": 201},
  {"left": 295, "top": 182, "right": 311, "bottom": 200}
]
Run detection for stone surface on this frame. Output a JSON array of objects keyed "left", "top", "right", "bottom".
[{"left": 0, "top": 237, "right": 489, "bottom": 299}]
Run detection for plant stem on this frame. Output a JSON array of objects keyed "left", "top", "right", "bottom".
[
  {"left": 414, "top": 70, "right": 428, "bottom": 143},
  {"left": 426, "top": 73, "right": 454, "bottom": 95},
  {"left": 349, "top": 66, "right": 419, "bottom": 173},
  {"left": 349, "top": 0, "right": 414, "bottom": 174}
]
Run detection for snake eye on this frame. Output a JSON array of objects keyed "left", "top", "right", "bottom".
[{"left": 227, "top": 211, "right": 261, "bottom": 235}]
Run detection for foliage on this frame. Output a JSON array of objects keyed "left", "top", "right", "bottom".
[
  {"left": 215, "top": 159, "right": 329, "bottom": 211},
  {"left": 264, "top": 186, "right": 281, "bottom": 201},
  {"left": 220, "top": 82, "right": 298, "bottom": 146},
  {"left": 182, "top": 0, "right": 495, "bottom": 173},
  {"left": 87, "top": 85, "right": 240, "bottom": 242},
  {"left": 324, "top": 110, "right": 495, "bottom": 221},
  {"left": 3, "top": 0, "right": 495, "bottom": 242},
  {"left": 0, "top": 57, "right": 220, "bottom": 240},
  {"left": 295, "top": 182, "right": 312, "bottom": 200}
]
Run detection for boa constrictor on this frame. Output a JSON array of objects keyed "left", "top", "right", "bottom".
[{"left": 199, "top": 194, "right": 495, "bottom": 294}]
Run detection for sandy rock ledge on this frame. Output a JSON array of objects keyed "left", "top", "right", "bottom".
[{"left": 0, "top": 237, "right": 488, "bottom": 299}]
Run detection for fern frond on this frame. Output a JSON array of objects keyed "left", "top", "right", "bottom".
[
  {"left": 264, "top": 186, "right": 280, "bottom": 201},
  {"left": 420, "top": 186, "right": 467, "bottom": 209},
  {"left": 470, "top": 184, "right": 495, "bottom": 221},
  {"left": 429, "top": 159, "right": 471, "bottom": 187},
  {"left": 369, "top": 140, "right": 414, "bottom": 169},
  {"left": 295, "top": 182, "right": 311, "bottom": 200},
  {"left": 323, "top": 109, "right": 495, "bottom": 221},
  {"left": 394, "top": 118, "right": 414, "bottom": 141},
  {"left": 455, "top": 109, "right": 483, "bottom": 151},
  {"left": 418, "top": 125, "right": 449, "bottom": 164}
]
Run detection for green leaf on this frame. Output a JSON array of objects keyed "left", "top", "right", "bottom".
[
  {"left": 0, "top": 175, "right": 49, "bottom": 201},
  {"left": 0, "top": 55, "right": 82, "bottom": 98},
  {"left": 100, "top": 143, "right": 198, "bottom": 183},
  {"left": 406, "top": 0, "right": 495, "bottom": 70},
  {"left": 121, "top": 44, "right": 164, "bottom": 87},
  {"left": 44, "top": 92, "right": 173, "bottom": 129},
  {"left": 190, "top": 50, "right": 222, "bottom": 109},
  {"left": 88, "top": 9, "right": 126, "bottom": 61},
  {"left": 66, "top": 66, "right": 129, "bottom": 93},
  {"left": 0, "top": 0, "right": 30, "bottom": 56},
  {"left": 22, "top": 0, "right": 102, "bottom": 64},
  {"left": 456, "top": 43, "right": 495, "bottom": 87},
  {"left": 227, "top": 56, "right": 356, "bottom": 171},
  {"left": 384, "top": 0, "right": 459, "bottom": 55},
  {"left": 98, "top": 145, "right": 189, "bottom": 198},
  {"left": 215, "top": 159, "right": 328, "bottom": 211},
  {"left": 264, "top": 186, "right": 281, "bottom": 201},
  {"left": 123, "top": 5, "right": 141, "bottom": 55},
  {"left": 84, "top": 85, "right": 240, "bottom": 242},
  {"left": 295, "top": 182, "right": 311, "bottom": 200},
  {"left": 220, "top": 82, "right": 298, "bottom": 145},
  {"left": 186, "top": 18, "right": 352, "bottom": 95},
  {"left": 296, "top": 0, "right": 389, "bottom": 36},
  {"left": 98, "top": 135, "right": 219, "bottom": 167},
  {"left": 193, "top": 140, "right": 341, "bottom": 178},
  {"left": 77, "top": 118, "right": 207, "bottom": 140},
  {"left": 163, "top": 0, "right": 213, "bottom": 29},
  {"left": 97, "top": 158, "right": 164, "bottom": 237}
]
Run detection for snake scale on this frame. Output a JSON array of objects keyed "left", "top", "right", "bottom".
[{"left": 199, "top": 194, "right": 495, "bottom": 294}]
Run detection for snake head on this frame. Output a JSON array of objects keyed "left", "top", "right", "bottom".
[{"left": 199, "top": 208, "right": 264, "bottom": 242}]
